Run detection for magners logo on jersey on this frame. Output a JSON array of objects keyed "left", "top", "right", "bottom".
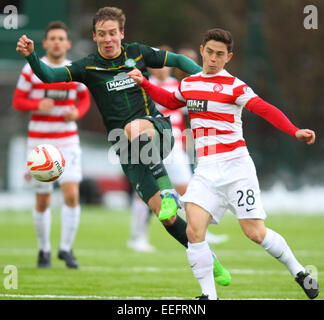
[
  {"left": 187, "top": 99, "right": 208, "bottom": 112},
  {"left": 106, "top": 72, "right": 137, "bottom": 92}
]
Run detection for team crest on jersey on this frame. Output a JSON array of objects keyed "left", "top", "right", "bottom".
[
  {"left": 187, "top": 99, "right": 208, "bottom": 112},
  {"left": 125, "top": 58, "right": 136, "bottom": 68},
  {"left": 106, "top": 72, "right": 136, "bottom": 92},
  {"left": 213, "top": 83, "right": 223, "bottom": 93},
  {"left": 243, "top": 86, "right": 252, "bottom": 94}
]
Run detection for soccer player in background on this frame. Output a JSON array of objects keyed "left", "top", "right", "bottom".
[
  {"left": 128, "top": 45, "right": 228, "bottom": 252},
  {"left": 13, "top": 21, "right": 91, "bottom": 269},
  {"left": 16, "top": 7, "right": 231, "bottom": 286},
  {"left": 128, "top": 28, "right": 319, "bottom": 300}
]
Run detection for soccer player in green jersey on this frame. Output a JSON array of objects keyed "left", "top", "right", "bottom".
[{"left": 16, "top": 6, "right": 230, "bottom": 288}]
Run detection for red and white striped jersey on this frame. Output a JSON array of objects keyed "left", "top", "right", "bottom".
[
  {"left": 174, "top": 69, "right": 257, "bottom": 164},
  {"left": 149, "top": 75, "right": 186, "bottom": 151},
  {"left": 15, "top": 57, "right": 89, "bottom": 149}
]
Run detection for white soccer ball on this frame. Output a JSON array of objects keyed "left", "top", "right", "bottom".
[{"left": 27, "top": 144, "right": 65, "bottom": 182}]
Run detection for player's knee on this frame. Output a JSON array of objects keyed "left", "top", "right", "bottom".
[
  {"left": 124, "top": 119, "right": 154, "bottom": 142},
  {"left": 186, "top": 223, "right": 204, "bottom": 243},
  {"left": 124, "top": 120, "right": 142, "bottom": 141},
  {"left": 64, "top": 191, "right": 79, "bottom": 207},
  {"left": 124, "top": 122, "right": 132, "bottom": 140},
  {"left": 244, "top": 229, "right": 264, "bottom": 244},
  {"left": 36, "top": 194, "right": 50, "bottom": 212},
  {"left": 36, "top": 200, "right": 49, "bottom": 212}
]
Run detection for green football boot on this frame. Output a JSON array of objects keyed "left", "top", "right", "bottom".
[
  {"left": 158, "top": 192, "right": 179, "bottom": 221},
  {"left": 212, "top": 252, "right": 231, "bottom": 286}
]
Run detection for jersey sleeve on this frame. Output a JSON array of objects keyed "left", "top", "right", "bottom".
[
  {"left": 140, "top": 78, "right": 185, "bottom": 109},
  {"left": 233, "top": 78, "right": 258, "bottom": 107},
  {"left": 245, "top": 97, "right": 299, "bottom": 138},
  {"left": 16, "top": 63, "right": 33, "bottom": 92},
  {"left": 138, "top": 43, "right": 167, "bottom": 68},
  {"left": 65, "top": 58, "right": 87, "bottom": 83},
  {"left": 12, "top": 64, "right": 40, "bottom": 112},
  {"left": 26, "top": 51, "right": 70, "bottom": 83},
  {"left": 174, "top": 81, "right": 186, "bottom": 102},
  {"left": 165, "top": 52, "right": 202, "bottom": 75},
  {"left": 76, "top": 86, "right": 91, "bottom": 119}
]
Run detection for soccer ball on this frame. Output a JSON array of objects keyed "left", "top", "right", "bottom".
[{"left": 27, "top": 144, "right": 65, "bottom": 182}]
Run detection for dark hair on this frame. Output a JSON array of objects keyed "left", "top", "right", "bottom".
[
  {"left": 202, "top": 28, "right": 234, "bottom": 53},
  {"left": 44, "top": 21, "right": 69, "bottom": 39},
  {"left": 93, "top": 7, "right": 126, "bottom": 32}
]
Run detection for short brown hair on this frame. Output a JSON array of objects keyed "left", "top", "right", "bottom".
[
  {"left": 45, "top": 21, "right": 69, "bottom": 39},
  {"left": 93, "top": 7, "right": 126, "bottom": 32},
  {"left": 202, "top": 28, "right": 234, "bottom": 53}
]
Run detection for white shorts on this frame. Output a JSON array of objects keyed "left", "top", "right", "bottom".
[
  {"left": 180, "top": 155, "right": 266, "bottom": 224},
  {"left": 163, "top": 148, "right": 192, "bottom": 186},
  {"left": 31, "top": 144, "right": 82, "bottom": 194}
]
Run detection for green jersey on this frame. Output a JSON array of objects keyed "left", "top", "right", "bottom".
[
  {"left": 25, "top": 41, "right": 201, "bottom": 203},
  {"left": 26, "top": 42, "right": 202, "bottom": 134},
  {"left": 65, "top": 43, "right": 169, "bottom": 133}
]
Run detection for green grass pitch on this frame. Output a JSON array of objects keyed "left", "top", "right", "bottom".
[{"left": 0, "top": 207, "right": 322, "bottom": 300}]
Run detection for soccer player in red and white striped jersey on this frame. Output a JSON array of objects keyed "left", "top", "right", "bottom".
[
  {"left": 128, "top": 28, "right": 318, "bottom": 300},
  {"left": 12, "top": 22, "right": 91, "bottom": 269}
]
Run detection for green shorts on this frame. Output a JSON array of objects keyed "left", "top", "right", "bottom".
[{"left": 121, "top": 115, "right": 174, "bottom": 204}]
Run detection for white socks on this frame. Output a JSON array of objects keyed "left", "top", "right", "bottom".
[
  {"left": 260, "top": 228, "right": 304, "bottom": 277},
  {"left": 187, "top": 241, "right": 217, "bottom": 300},
  {"left": 60, "top": 204, "right": 80, "bottom": 252},
  {"left": 33, "top": 208, "right": 51, "bottom": 253},
  {"left": 33, "top": 204, "right": 80, "bottom": 253},
  {"left": 130, "top": 195, "right": 150, "bottom": 241}
]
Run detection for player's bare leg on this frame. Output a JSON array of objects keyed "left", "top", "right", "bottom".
[
  {"left": 34, "top": 193, "right": 51, "bottom": 268},
  {"left": 35, "top": 193, "right": 51, "bottom": 213},
  {"left": 58, "top": 182, "right": 80, "bottom": 268},
  {"left": 124, "top": 118, "right": 156, "bottom": 141},
  {"left": 239, "top": 218, "right": 319, "bottom": 299}
]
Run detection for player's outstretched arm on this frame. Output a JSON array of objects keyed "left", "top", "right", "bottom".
[
  {"left": 128, "top": 69, "right": 185, "bottom": 109},
  {"left": 16, "top": 35, "right": 71, "bottom": 83},
  {"left": 165, "top": 52, "right": 202, "bottom": 75},
  {"left": 246, "top": 97, "right": 316, "bottom": 145}
]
